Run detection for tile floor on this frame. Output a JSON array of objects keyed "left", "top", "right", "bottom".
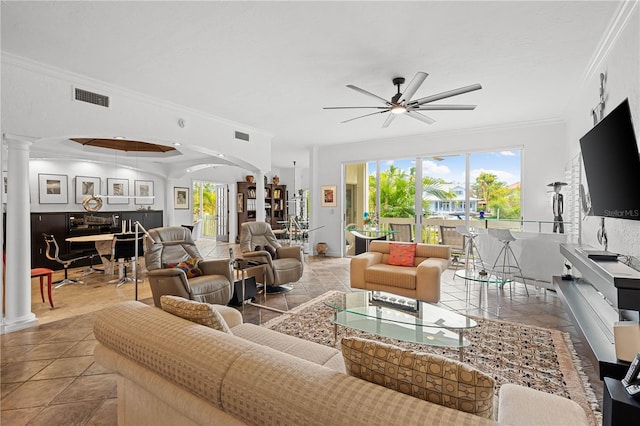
[{"left": 1, "top": 240, "right": 603, "bottom": 425}]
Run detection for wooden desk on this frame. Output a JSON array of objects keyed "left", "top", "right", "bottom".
[{"left": 66, "top": 234, "right": 115, "bottom": 274}]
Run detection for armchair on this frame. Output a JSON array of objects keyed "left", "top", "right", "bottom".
[
  {"left": 144, "top": 226, "right": 233, "bottom": 307},
  {"left": 239, "top": 222, "right": 304, "bottom": 293}
]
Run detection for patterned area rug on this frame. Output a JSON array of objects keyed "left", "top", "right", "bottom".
[{"left": 264, "top": 291, "right": 601, "bottom": 425}]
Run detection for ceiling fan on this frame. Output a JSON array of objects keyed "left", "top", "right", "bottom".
[{"left": 323, "top": 72, "right": 481, "bottom": 127}]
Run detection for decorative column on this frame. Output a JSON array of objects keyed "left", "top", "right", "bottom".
[{"left": 2, "top": 136, "right": 36, "bottom": 333}]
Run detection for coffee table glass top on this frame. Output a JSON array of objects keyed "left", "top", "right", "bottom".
[{"left": 323, "top": 292, "right": 476, "bottom": 348}]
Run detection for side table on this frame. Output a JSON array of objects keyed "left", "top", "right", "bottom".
[
  {"left": 603, "top": 376, "right": 640, "bottom": 426},
  {"left": 233, "top": 259, "right": 285, "bottom": 314}
]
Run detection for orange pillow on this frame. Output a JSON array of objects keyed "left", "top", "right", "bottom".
[
  {"left": 387, "top": 243, "right": 417, "bottom": 266},
  {"left": 164, "top": 257, "right": 202, "bottom": 278}
]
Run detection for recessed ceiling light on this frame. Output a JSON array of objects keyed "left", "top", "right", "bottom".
[
  {"left": 217, "top": 153, "right": 225, "bottom": 158},
  {"left": 114, "top": 136, "right": 126, "bottom": 140},
  {"left": 186, "top": 168, "right": 191, "bottom": 173},
  {"left": 174, "top": 142, "right": 182, "bottom": 146}
]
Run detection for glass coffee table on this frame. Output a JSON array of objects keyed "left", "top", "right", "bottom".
[
  {"left": 324, "top": 292, "right": 477, "bottom": 361},
  {"left": 455, "top": 269, "right": 513, "bottom": 316}
]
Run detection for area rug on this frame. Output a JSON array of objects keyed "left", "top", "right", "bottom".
[{"left": 264, "top": 291, "right": 601, "bottom": 425}]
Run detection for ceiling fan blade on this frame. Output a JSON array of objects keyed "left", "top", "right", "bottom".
[
  {"left": 382, "top": 113, "right": 396, "bottom": 128},
  {"left": 398, "top": 72, "right": 428, "bottom": 104},
  {"left": 341, "top": 110, "right": 389, "bottom": 124},
  {"left": 323, "top": 106, "right": 389, "bottom": 110},
  {"left": 412, "top": 104, "right": 477, "bottom": 111},
  {"left": 347, "top": 85, "right": 392, "bottom": 105},
  {"left": 409, "top": 84, "right": 482, "bottom": 106},
  {"left": 406, "top": 111, "right": 436, "bottom": 125}
]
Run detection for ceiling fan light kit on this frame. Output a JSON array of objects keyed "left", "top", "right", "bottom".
[{"left": 324, "top": 71, "right": 482, "bottom": 127}]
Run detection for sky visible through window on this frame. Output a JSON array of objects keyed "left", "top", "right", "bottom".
[{"left": 368, "top": 150, "right": 521, "bottom": 185}]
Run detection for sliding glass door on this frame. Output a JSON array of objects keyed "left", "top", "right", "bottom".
[{"left": 343, "top": 149, "right": 521, "bottom": 255}]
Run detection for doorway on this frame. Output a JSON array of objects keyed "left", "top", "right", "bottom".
[{"left": 192, "top": 181, "right": 229, "bottom": 241}]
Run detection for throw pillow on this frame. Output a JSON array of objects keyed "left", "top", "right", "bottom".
[
  {"left": 160, "top": 295, "right": 232, "bottom": 334},
  {"left": 164, "top": 257, "right": 202, "bottom": 278},
  {"left": 387, "top": 243, "right": 417, "bottom": 267},
  {"left": 341, "top": 337, "right": 495, "bottom": 419}
]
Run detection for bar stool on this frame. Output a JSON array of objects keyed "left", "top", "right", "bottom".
[
  {"left": 31, "top": 268, "right": 55, "bottom": 308},
  {"left": 455, "top": 225, "right": 485, "bottom": 274},
  {"left": 488, "top": 228, "right": 529, "bottom": 297}
]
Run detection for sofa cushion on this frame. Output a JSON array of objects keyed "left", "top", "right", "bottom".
[
  {"left": 364, "top": 264, "right": 417, "bottom": 290},
  {"left": 164, "top": 256, "right": 202, "bottom": 278},
  {"left": 387, "top": 243, "right": 417, "bottom": 266},
  {"left": 160, "top": 295, "right": 232, "bottom": 334},
  {"left": 341, "top": 337, "right": 495, "bottom": 419}
]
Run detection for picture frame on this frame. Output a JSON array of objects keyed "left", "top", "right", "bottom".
[
  {"left": 237, "top": 193, "right": 244, "bottom": 213},
  {"left": 107, "top": 178, "right": 129, "bottom": 204},
  {"left": 39, "top": 173, "right": 68, "bottom": 204},
  {"left": 174, "top": 187, "right": 189, "bottom": 210},
  {"left": 321, "top": 185, "right": 337, "bottom": 207},
  {"left": 75, "top": 176, "right": 101, "bottom": 204},
  {"left": 134, "top": 180, "right": 154, "bottom": 205},
  {"left": 2, "top": 171, "right": 7, "bottom": 204}
]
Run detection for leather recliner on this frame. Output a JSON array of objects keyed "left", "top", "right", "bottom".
[
  {"left": 144, "top": 226, "right": 233, "bottom": 307},
  {"left": 239, "top": 222, "right": 304, "bottom": 291}
]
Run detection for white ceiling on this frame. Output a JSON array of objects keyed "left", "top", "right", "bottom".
[{"left": 1, "top": 1, "right": 621, "bottom": 169}]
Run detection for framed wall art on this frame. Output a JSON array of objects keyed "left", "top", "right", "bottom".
[
  {"left": 321, "top": 185, "right": 337, "bottom": 207},
  {"left": 134, "top": 180, "right": 154, "bottom": 205},
  {"left": 107, "top": 178, "right": 129, "bottom": 204},
  {"left": 75, "top": 176, "right": 101, "bottom": 204},
  {"left": 237, "top": 193, "right": 244, "bottom": 213},
  {"left": 174, "top": 187, "right": 189, "bottom": 210},
  {"left": 39, "top": 173, "right": 68, "bottom": 204}
]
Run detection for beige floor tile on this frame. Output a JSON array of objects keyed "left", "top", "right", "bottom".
[
  {"left": 1, "top": 377, "right": 74, "bottom": 409},
  {"left": 0, "top": 406, "right": 43, "bottom": 426},
  {"left": 28, "top": 400, "right": 103, "bottom": 426},
  {"left": 52, "top": 374, "right": 117, "bottom": 404},
  {"left": 1, "top": 359, "right": 53, "bottom": 383},
  {"left": 85, "top": 398, "right": 117, "bottom": 426},
  {"left": 31, "top": 356, "right": 94, "bottom": 380}
]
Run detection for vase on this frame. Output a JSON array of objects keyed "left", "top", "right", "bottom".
[
  {"left": 272, "top": 176, "right": 280, "bottom": 185},
  {"left": 316, "top": 242, "right": 328, "bottom": 256},
  {"left": 245, "top": 175, "right": 254, "bottom": 183}
]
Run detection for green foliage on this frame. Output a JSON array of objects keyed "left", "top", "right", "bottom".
[
  {"left": 368, "top": 165, "right": 452, "bottom": 218},
  {"left": 192, "top": 182, "right": 217, "bottom": 221},
  {"left": 471, "top": 172, "right": 520, "bottom": 219}
]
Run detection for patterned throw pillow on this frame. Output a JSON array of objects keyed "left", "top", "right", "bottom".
[
  {"left": 160, "top": 295, "right": 232, "bottom": 334},
  {"left": 387, "top": 243, "right": 417, "bottom": 266},
  {"left": 164, "top": 257, "right": 202, "bottom": 278},
  {"left": 341, "top": 337, "right": 495, "bottom": 419}
]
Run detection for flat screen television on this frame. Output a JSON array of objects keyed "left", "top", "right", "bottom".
[{"left": 579, "top": 98, "right": 640, "bottom": 220}]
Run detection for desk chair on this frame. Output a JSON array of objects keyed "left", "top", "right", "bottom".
[
  {"left": 108, "top": 233, "right": 144, "bottom": 287},
  {"left": 42, "top": 234, "right": 95, "bottom": 288},
  {"left": 488, "top": 229, "right": 529, "bottom": 297},
  {"left": 389, "top": 223, "right": 414, "bottom": 242}
]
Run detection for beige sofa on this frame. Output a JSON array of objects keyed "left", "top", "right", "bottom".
[
  {"left": 93, "top": 301, "right": 588, "bottom": 426},
  {"left": 350, "top": 240, "right": 452, "bottom": 303}
]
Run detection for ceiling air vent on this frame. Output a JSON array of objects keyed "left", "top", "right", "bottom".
[
  {"left": 235, "top": 131, "right": 250, "bottom": 142},
  {"left": 74, "top": 88, "right": 110, "bottom": 107}
]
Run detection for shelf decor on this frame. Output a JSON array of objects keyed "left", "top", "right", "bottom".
[
  {"left": 321, "top": 185, "right": 337, "bottom": 207},
  {"left": 75, "top": 176, "right": 101, "bottom": 204},
  {"left": 174, "top": 187, "right": 189, "bottom": 210},
  {"left": 39, "top": 173, "right": 68, "bottom": 204}
]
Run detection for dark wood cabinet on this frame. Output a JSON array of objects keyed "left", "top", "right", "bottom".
[
  {"left": 237, "top": 182, "right": 286, "bottom": 239},
  {"left": 30, "top": 210, "right": 163, "bottom": 269},
  {"left": 31, "top": 213, "right": 68, "bottom": 270}
]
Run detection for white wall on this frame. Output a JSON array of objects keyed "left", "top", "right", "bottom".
[
  {"left": 28, "top": 159, "right": 165, "bottom": 214},
  {"left": 311, "top": 121, "right": 567, "bottom": 257},
  {"left": 564, "top": 4, "right": 640, "bottom": 260}
]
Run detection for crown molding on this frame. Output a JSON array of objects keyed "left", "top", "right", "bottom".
[
  {"left": 582, "top": 0, "right": 639, "bottom": 82},
  {"left": 1, "top": 52, "right": 274, "bottom": 138}
]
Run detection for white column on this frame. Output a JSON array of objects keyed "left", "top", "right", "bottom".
[
  {"left": 2, "top": 136, "right": 36, "bottom": 333},
  {"left": 166, "top": 177, "right": 175, "bottom": 226}
]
